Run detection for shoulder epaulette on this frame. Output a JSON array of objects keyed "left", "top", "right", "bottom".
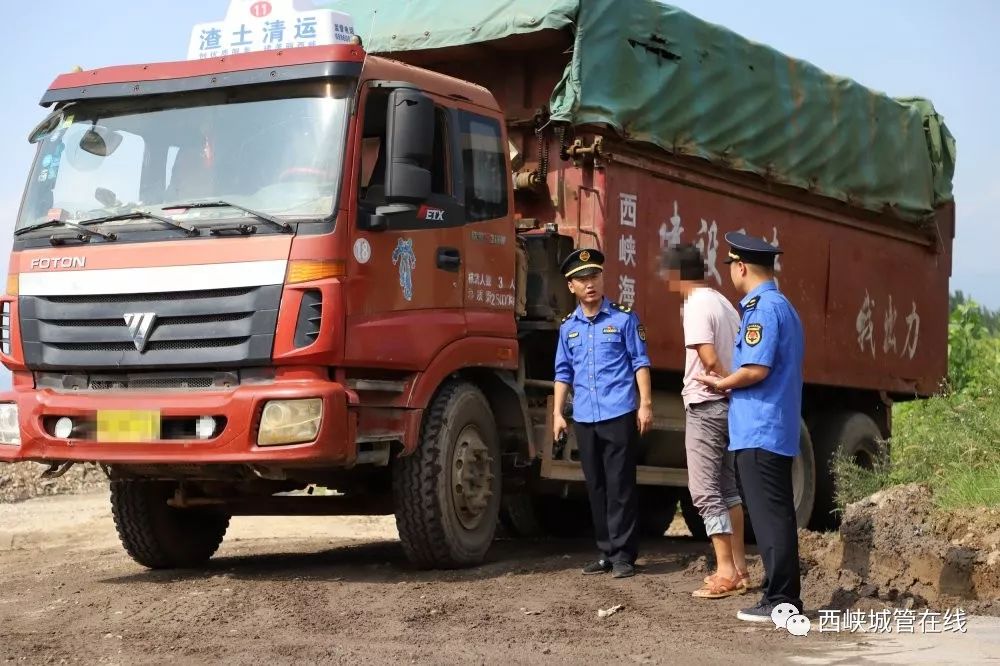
[
  {"left": 562, "top": 312, "right": 573, "bottom": 323},
  {"left": 744, "top": 296, "right": 760, "bottom": 311},
  {"left": 612, "top": 302, "right": 632, "bottom": 314}
]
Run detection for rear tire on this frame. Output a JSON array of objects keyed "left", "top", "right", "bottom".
[
  {"left": 639, "top": 487, "right": 680, "bottom": 538},
  {"left": 500, "top": 491, "right": 545, "bottom": 538},
  {"left": 393, "top": 381, "right": 502, "bottom": 568},
  {"left": 500, "top": 493, "right": 593, "bottom": 538},
  {"left": 734, "top": 421, "right": 815, "bottom": 543},
  {"left": 535, "top": 497, "right": 594, "bottom": 538},
  {"left": 809, "top": 411, "right": 883, "bottom": 530},
  {"left": 110, "top": 480, "right": 229, "bottom": 569},
  {"left": 679, "top": 490, "right": 710, "bottom": 541},
  {"left": 792, "top": 420, "right": 817, "bottom": 528}
]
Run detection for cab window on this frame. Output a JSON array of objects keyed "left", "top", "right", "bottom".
[
  {"left": 359, "top": 90, "right": 450, "bottom": 207},
  {"left": 458, "top": 111, "right": 507, "bottom": 222}
]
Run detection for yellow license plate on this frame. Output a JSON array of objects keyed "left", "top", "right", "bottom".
[{"left": 97, "top": 410, "right": 161, "bottom": 443}]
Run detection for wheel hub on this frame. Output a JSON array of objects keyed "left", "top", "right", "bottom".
[{"left": 451, "top": 425, "right": 494, "bottom": 530}]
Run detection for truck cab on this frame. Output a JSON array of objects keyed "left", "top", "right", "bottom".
[{"left": 0, "top": 3, "right": 539, "bottom": 569}]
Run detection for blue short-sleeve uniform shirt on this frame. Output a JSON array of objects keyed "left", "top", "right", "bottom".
[
  {"left": 728, "top": 282, "right": 805, "bottom": 457},
  {"left": 554, "top": 298, "right": 651, "bottom": 424}
]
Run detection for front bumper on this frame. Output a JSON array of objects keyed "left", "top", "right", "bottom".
[{"left": 0, "top": 379, "right": 356, "bottom": 466}]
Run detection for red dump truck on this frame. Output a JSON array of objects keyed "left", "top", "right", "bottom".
[{"left": 0, "top": 0, "right": 955, "bottom": 569}]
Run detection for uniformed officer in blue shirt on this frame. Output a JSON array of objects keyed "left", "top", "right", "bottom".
[
  {"left": 552, "top": 248, "right": 653, "bottom": 579},
  {"left": 696, "top": 232, "right": 805, "bottom": 622}
]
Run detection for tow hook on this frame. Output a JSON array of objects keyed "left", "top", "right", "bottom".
[{"left": 40, "top": 461, "right": 76, "bottom": 479}]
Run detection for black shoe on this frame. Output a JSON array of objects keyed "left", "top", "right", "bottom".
[
  {"left": 736, "top": 601, "right": 775, "bottom": 623},
  {"left": 611, "top": 561, "right": 636, "bottom": 578},
  {"left": 582, "top": 559, "right": 613, "bottom": 575}
]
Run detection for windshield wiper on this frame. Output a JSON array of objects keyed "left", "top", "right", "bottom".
[
  {"left": 15, "top": 219, "right": 117, "bottom": 241},
  {"left": 210, "top": 224, "right": 258, "bottom": 236},
  {"left": 166, "top": 200, "right": 293, "bottom": 233},
  {"left": 77, "top": 210, "right": 200, "bottom": 237}
]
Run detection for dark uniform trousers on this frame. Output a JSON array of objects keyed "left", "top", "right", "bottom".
[
  {"left": 574, "top": 411, "right": 639, "bottom": 564},
  {"left": 736, "top": 447, "right": 803, "bottom": 609}
]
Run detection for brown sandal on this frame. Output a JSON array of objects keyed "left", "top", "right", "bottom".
[
  {"left": 692, "top": 574, "right": 747, "bottom": 599},
  {"left": 703, "top": 571, "right": 750, "bottom": 588}
]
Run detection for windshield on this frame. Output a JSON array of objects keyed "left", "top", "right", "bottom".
[{"left": 17, "top": 79, "right": 353, "bottom": 233}]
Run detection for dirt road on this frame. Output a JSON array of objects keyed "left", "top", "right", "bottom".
[{"left": 1, "top": 493, "right": 997, "bottom": 665}]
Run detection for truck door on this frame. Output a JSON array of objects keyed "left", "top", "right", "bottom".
[
  {"left": 344, "top": 86, "right": 466, "bottom": 369},
  {"left": 455, "top": 109, "right": 517, "bottom": 337}
]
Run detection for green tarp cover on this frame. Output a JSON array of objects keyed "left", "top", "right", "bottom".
[{"left": 325, "top": 0, "right": 956, "bottom": 221}]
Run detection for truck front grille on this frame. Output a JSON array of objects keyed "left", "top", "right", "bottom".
[
  {"left": 18, "top": 286, "right": 281, "bottom": 370},
  {"left": 47, "top": 337, "right": 250, "bottom": 352},
  {"left": 44, "top": 287, "right": 256, "bottom": 304},
  {"left": 34, "top": 369, "right": 273, "bottom": 392},
  {"left": 89, "top": 375, "right": 215, "bottom": 391}
]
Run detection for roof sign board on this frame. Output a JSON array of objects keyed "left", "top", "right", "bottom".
[{"left": 188, "top": 0, "right": 355, "bottom": 60}]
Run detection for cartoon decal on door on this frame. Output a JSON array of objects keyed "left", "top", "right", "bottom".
[{"left": 392, "top": 237, "right": 417, "bottom": 301}]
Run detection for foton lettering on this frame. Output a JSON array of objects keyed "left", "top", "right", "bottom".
[{"left": 29, "top": 257, "right": 86, "bottom": 270}]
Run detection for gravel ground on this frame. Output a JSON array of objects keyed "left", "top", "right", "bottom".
[
  {"left": 0, "top": 461, "right": 107, "bottom": 504},
  {"left": 2, "top": 494, "right": 999, "bottom": 665}
]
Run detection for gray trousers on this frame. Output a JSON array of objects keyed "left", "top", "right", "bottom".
[{"left": 685, "top": 399, "right": 742, "bottom": 535}]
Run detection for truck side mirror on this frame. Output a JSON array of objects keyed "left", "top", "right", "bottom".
[{"left": 384, "top": 89, "right": 433, "bottom": 204}]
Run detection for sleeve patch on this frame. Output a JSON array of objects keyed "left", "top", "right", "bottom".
[
  {"left": 744, "top": 323, "right": 763, "bottom": 346},
  {"left": 638, "top": 325, "right": 647, "bottom": 342}
]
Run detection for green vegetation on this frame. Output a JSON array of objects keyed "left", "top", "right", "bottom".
[
  {"left": 951, "top": 290, "right": 1000, "bottom": 335},
  {"left": 834, "top": 295, "right": 1000, "bottom": 510}
]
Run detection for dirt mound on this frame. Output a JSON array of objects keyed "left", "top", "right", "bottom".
[
  {"left": 0, "top": 461, "right": 107, "bottom": 503},
  {"left": 799, "top": 484, "right": 1000, "bottom": 615}
]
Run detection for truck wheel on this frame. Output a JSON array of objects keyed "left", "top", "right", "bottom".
[
  {"left": 110, "top": 480, "right": 230, "bottom": 569},
  {"left": 791, "top": 420, "right": 817, "bottom": 528},
  {"left": 535, "top": 497, "right": 594, "bottom": 538},
  {"left": 500, "top": 492, "right": 545, "bottom": 538},
  {"left": 809, "top": 411, "right": 883, "bottom": 530},
  {"left": 501, "top": 493, "right": 594, "bottom": 539},
  {"left": 393, "top": 381, "right": 501, "bottom": 568},
  {"left": 640, "top": 487, "right": 680, "bottom": 538},
  {"left": 737, "top": 421, "right": 815, "bottom": 540},
  {"left": 682, "top": 495, "right": 763, "bottom": 544},
  {"left": 679, "top": 491, "right": 710, "bottom": 541}
]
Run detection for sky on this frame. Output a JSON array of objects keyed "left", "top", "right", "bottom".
[
  {"left": 677, "top": 0, "right": 999, "bottom": 308},
  {"left": 0, "top": 1, "right": 996, "bottom": 388}
]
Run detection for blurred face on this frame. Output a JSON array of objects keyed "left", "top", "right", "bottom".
[
  {"left": 660, "top": 268, "right": 689, "bottom": 294},
  {"left": 568, "top": 271, "right": 604, "bottom": 306}
]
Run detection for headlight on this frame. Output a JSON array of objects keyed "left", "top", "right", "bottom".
[
  {"left": 257, "top": 399, "right": 322, "bottom": 446},
  {"left": 0, "top": 403, "right": 20, "bottom": 446}
]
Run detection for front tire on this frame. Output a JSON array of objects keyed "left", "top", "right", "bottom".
[
  {"left": 110, "top": 479, "right": 229, "bottom": 569},
  {"left": 393, "top": 381, "right": 502, "bottom": 568}
]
